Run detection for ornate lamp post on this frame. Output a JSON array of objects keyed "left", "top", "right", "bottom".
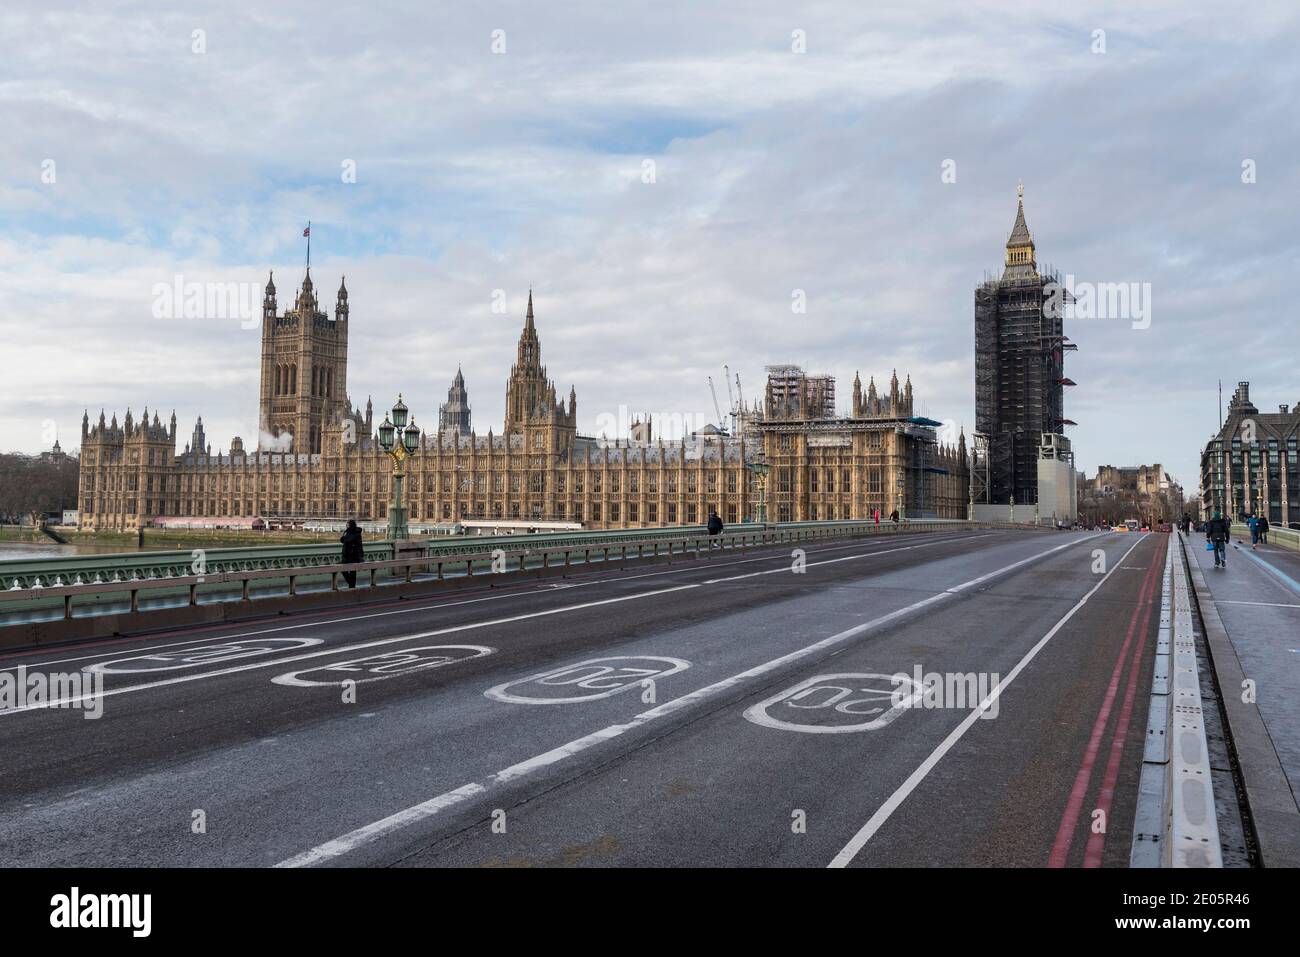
[
  {"left": 378, "top": 394, "right": 421, "bottom": 540},
  {"left": 746, "top": 460, "right": 771, "bottom": 525}
]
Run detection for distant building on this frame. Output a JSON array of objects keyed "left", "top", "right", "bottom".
[
  {"left": 973, "top": 186, "right": 1075, "bottom": 507},
  {"left": 78, "top": 277, "right": 968, "bottom": 531},
  {"left": 1199, "top": 381, "right": 1300, "bottom": 522},
  {"left": 1079, "top": 461, "right": 1184, "bottom": 526}
]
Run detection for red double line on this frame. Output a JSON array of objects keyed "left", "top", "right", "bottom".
[
  {"left": 1083, "top": 535, "right": 1167, "bottom": 866},
  {"left": 1047, "top": 536, "right": 1164, "bottom": 867}
]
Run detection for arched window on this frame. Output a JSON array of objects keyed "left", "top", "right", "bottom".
[
  {"left": 274, "top": 366, "right": 281, "bottom": 395},
  {"left": 290, "top": 364, "right": 297, "bottom": 393}
]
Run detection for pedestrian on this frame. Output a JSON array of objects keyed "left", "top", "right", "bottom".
[
  {"left": 707, "top": 508, "right": 724, "bottom": 546},
  {"left": 340, "top": 519, "right": 364, "bottom": 588},
  {"left": 873, "top": 508, "right": 880, "bottom": 524},
  {"left": 1248, "top": 514, "right": 1259, "bottom": 548},
  {"left": 1206, "top": 510, "right": 1230, "bottom": 568},
  {"left": 890, "top": 509, "right": 900, "bottom": 524},
  {"left": 1259, "top": 514, "right": 1270, "bottom": 545}
]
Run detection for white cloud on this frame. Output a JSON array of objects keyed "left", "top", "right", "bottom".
[{"left": 3, "top": 0, "right": 1299, "bottom": 492}]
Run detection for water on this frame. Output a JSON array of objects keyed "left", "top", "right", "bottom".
[{"left": 0, "top": 541, "right": 140, "bottom": 561}]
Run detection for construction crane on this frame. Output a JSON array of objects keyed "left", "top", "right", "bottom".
[
  {"left": 707, "top": 376, "right": 726, "bottom": 431},
  {"left": 724, "top": 365, "right": 735, "bottom": 414}
]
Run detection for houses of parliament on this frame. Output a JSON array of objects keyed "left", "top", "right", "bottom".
[{"left": 77, "top": 270, "right": 969, "bottom": 533}]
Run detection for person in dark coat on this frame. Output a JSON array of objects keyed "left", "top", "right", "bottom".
[
  {"left": 889, "top": 509, "right": 900, "bottom": 524},
  {"left": 707, "top": 509, "right": 724, "bottom": 541},
  {"left": 1206, "top": 510, "right": 1231, "bottom": 568},
  {"left": 1258, "top": 514, "right": 1270, "bottom": 545},
  {"left": 340, "top": 519, "right": 364, "bottom": 588}
]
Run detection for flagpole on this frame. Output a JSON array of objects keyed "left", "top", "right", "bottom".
[{"left": 306, "top": 220, "right": 311, "bottom": 271}]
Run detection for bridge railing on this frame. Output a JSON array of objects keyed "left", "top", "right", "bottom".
[
  {"left": 0, "top": 519, "right": 978, "bottom": 622},
  {"left": 1230, "top": 522, "right": 1300, "bottom": 552}
]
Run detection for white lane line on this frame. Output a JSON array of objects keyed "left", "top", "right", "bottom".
[
  {"left": 1, "top": 530, "right": 987, "bottom": 671},
  {"left": 826, "top": 532, "right": 1148, "bottom": 868},
  {"left": 276, "top": 532, "right": 1105, "bottom": 867},
  {"left": 701, "top": 534, "right": 994, "bottom": 584},
  {"left": 1215, "top": 599, "right": 1300, "bottom": 608},
  {"left": 0, "top": 532, "right": 1008, "bottom": 716}
]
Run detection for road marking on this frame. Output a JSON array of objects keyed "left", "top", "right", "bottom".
[
  {"left": 1049, "top": 535, "right": 1163, "bottom": 867},
  {"left": 827, "top": 532, "right": 1146, "bottom": 868},
  {"left": 0, "top": 531, "right": 987, "bottom": 671},
  {"left": 277, "top": 531, "right": 1106, "bottom": 867},
  {"left": 0, "top": 531, "right": 1012, "bottom": 716},
  {"left": 743, "top": 673, "right": 921, "bottom": 733},
  {"left": 1216, "top": 599, "right": 1300, "bottom": 608},
  {"left": 86, "top": 639, "right": 323, "bottom": 674},
  {"left": 485, "top": 657, "right": 689, "bottom": 705},
  {"left": 1082, "top": 536, "right": 1166, "bottom": 867},
  {"left": 1230, "top": 544, "right": 1300, "bottom": 599},
  {"left": 272, "top": 646, "right": 495, "bottom": 687}
]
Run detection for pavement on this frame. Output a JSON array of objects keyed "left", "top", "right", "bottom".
[
  {"left": 1186, "top": 530, "right": 1300, "bottom": 866},
  {"left": 0, "top": 527, "right": 1183, "bottom": 867}
]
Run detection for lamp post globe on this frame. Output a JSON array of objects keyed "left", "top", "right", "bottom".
[{"left": 378, "top": 415, "right": 395, "bottom": 452}]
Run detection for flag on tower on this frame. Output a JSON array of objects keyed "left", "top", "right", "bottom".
[{"left": 303, "top": 225, "right": 310, "bottom": 237}]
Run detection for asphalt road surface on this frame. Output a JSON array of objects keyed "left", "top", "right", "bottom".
[{"left": 0, "top": 527, "right": 1168, "bottom": 867}]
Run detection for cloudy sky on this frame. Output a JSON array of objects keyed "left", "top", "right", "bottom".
[{"left": 2, "top": 1, "right": 1297, "bottom": 491}]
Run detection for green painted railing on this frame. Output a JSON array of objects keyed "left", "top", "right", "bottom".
[
  {"left": 0, "top": 519, "right": 1009, "bottom": 626},
  {"left": 0, "top": 518, "right": 1001, "bottom": 591},
  {"left": 0, "top": 541, "right": 394, "bottom": 590},
  {"left": 1, "top": 520, "right": 985, "bottom": 625}
]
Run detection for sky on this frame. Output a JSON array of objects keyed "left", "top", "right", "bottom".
[{"left": 2, "top": 1, "right": 1298, "bottom": 493}]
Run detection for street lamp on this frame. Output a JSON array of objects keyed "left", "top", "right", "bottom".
[
  {"left": 746, "top": 460, "right": 771, "bottom": 525},
  {"left": 378, "top": 394, "right": 420, "bottom": 540}
]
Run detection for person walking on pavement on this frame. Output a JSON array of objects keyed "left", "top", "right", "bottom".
[
  {"left": 340, "top": 519, "right": 364, "bottom": 588},
  {"left": 1248, "top": 514, "right": 1260, "bottom": 548},
  {"left": 1259, "top": 514, "right": 1270, "bottom": 545},
  {"left": 889, "top": 509, "right": 900, "bottom": 524},
  {"left": 1206, "top": 510, "right": 1230, "bottom": 568},
  {"left": 707, "top": 509, "right": 724, "bottom": 547}
]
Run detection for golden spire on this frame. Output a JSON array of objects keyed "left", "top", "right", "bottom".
[{"left": 1004, "top": 182, "right": 1036, "bottom": 273}]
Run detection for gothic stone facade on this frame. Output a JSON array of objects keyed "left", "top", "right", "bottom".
[
  {"left": 78, "top": 276, "right": 968, "bottom": 532},
  {"left": 1200, "top": 381, "right": 1300, "bottom": 523}
]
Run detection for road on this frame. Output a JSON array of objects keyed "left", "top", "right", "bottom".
[{"left": 0, "top": 527, "right": 1169, "bottom": 867}]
